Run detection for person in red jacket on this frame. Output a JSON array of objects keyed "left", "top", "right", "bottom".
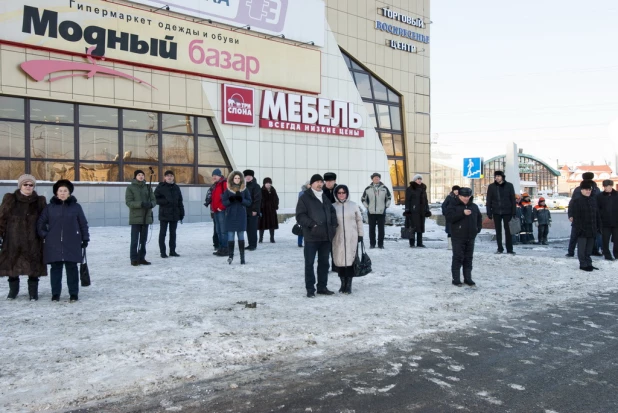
[{"left": 210, "top": 169, "right": 228, "bottom": 257}]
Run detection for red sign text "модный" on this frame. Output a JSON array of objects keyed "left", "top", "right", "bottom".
[{"left": 259, "top": 90, "right": 364, "bottom": 137}]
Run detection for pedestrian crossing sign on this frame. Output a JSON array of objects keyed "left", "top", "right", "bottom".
[{"left": 463, "top": 157, "right": 483, "bottom": 179}]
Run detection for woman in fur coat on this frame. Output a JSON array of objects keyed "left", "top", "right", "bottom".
[
  {"left": 258, "top": 177, "right": 279, "bottom": 243},
  {"left": 0, "top": 174, "right": 47, "bottom": 301},
  {"left": 331, "top": 184, "right": 364, "bottom": 294},
  {"left": 221, "top": 171, "right": 252, "bottom": 265}
]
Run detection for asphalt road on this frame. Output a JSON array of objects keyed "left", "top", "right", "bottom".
[{"left": 73, "top": 290, "right": 618, "bottom": 413}]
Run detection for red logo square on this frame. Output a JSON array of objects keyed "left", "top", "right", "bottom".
[{"left": 222, "top": 84, "right": 255, "bottom": 126}]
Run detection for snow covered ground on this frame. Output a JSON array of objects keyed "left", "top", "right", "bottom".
[{"left": 1, "top": 219, "right": 617, "bottom": 412}]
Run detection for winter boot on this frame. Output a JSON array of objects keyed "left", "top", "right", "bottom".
[
  {"left": 227, "top": 241, "right": 235, "bottom": 265},
  {"left": 216, "top": 247, "right": 229, "bottom": 257},
  {"left": 345, "top": 277, "right": 353, "bottom": 294},
  {"left": 447, "top": 237, "right": 452, "bottom": 250},
  {"left": 463, "top": 270, "right": 476, "bottom": 287},
  {"left": 270, "top": 229, "right": 275, "bottom": 243},
  {"left": 416, "top": 233, "right": 425, "bottom": 247},
  {"left": 452, "top": 270, "right": 463, "bottom": 287},
  {"left": 6, "top": 277, "right": 19, "bottom": 300},
  {"left": 27, "top": 277, "right": 39, "bottom": 301},
  {"left": 259, "top": 230, "right": 264, "bottom": 243},
  {"left": 338, "top": 276, "right": 345, "bottom": 293},
  {"left": 238, "top": 240, "right": 246, "bottom": 265}
]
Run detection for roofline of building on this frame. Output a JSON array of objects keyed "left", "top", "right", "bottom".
[{"left": 483, "top": 154, "right": 561, "bottom": 177}]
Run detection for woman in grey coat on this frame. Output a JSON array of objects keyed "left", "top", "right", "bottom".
[{"left": 37, "top": 180, "right": 89, "bottom": 302}]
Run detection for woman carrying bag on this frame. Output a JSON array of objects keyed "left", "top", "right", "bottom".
[
  {"left": 332, "top": 184, "right": 364, "bottom": 294},
  {"left": 37, "top": 180, "right": 89, "bottom": 302}
]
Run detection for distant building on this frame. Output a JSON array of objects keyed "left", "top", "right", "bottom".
[
  {"left": 430, "top": 160, "right": 471, "bottom": 203},
  {"left": 559, "top": 165, "right": 618, "bottom": 195}
]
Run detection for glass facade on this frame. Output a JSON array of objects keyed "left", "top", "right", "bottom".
[
  {"left": 343, "top": 51, "right": 407, "bottom": 204},
  {"left": 0, "top": 96, "right": 231, "bottom": 184}
]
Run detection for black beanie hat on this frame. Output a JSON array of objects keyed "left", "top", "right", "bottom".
[
  {"left": 53, "top": 179, "right": 74, "bottom": 195},
  {"left": 243, "top": 169, "right": 255, "bottom": 178},
  {"left": 452, "top": 185, "right": 461, "bottom": 191},
  {"left": 310, "top": 174, "right": 324, "bottom": 185},
  {"left": 324, "top": 172, "right": 337, "bottom": 181},
  {"left": 164, "top": 170, "right": 174, "bottom": 176},
  {"left": 582, "top": 172, "right": 594, "bottom": 180},
  {"left": 263, "top": 177, "right": 272, "bottom": 185},
  {"left": 134, "top": 169, "right": 145, "bottom": 178},
  {"left": 494, "top": 170, "right": 505, "bottom": 178},
  {"left": 580, "top": 181, "right": 593, "bottom": 190}
]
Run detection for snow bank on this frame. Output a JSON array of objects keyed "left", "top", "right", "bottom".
[{"left": 1, "top": 220, "right": 616, "bottom": 412}]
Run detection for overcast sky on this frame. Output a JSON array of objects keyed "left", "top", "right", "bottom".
[{"left": 430, "top": 0, "right": 618, "bottom": 168}]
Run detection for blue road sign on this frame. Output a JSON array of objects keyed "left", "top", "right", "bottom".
[{"left": 463, "top": 157, "right": 483, "bottom": 179}]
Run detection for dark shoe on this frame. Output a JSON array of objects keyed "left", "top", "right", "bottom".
[
  {"left": 270, "top": 239, "right": 275, "bottom": 243},
  {"left": 131, "top": 261, "right": 140, "bottom": 266},
  {"left": 452, "top": 280, "right": 463, "bottom": 287},
  {"left": 338, "top": 276, "right": 345, "bottom": 293},
  {"left": 378, "top": 246, "right": 384, "bottom": 249},
  {"left": 298, "top": 244, "right": 303, "bottom": 248},
  {"left": 138, "top": 259, "right": 151, "bottom": 265},
  {"left": 317, "top": 289, "right": 335, "bottom": 295},
  {"left": 495, "top": 250, "right": 504, "bottom": 254},
  {"left": 215, "top": 248, "right": 229, "bottom": 257},
  {"left": 344, "top": 277, "right": 353, "bottom": 294},
  {"left": 238, "top": 240, "right": 246, "bottom": 265},
  {"left": 7, "top": 277, "right": 19, "bottom": 300},
  {"left": 507, "top": 251, "right": 516, "bottom": 255},
  {"left": 605, "top": 256, "right": 615, "bottom": 261},
  {"left": 417, "top": 244, "right": 426, "bottom": 248},
  {"left": 592, "top": 251, "right": 603, "bottom": 257},
  {"left": 259, "top": 238, "right": 263, "bottom": 243},
  {"left": 228, "top": 241, "right": 235, "bottom": 265},
  {"left": 307, "top": 291, "right": 316, "bottom": 298},
  {"left": 409, "top": 245, "right": 415, "bottom": 248},
  {"left": 169, "top": 252, "right": 180, "bottom": 257},
  {"left": 591, "top": 266, "right": 600, "bottom": 270},
  {"left": 213, "top": 249, "right": 220, "bottom": 255},
  {"left": 51, "top": 295, "right": 60, "bottom": 302},
  {"left": 370, "top": 245, "right": 376, "bottom": 249},
  {"left": 69, "top": 295, "right": 78, "bottom": 302},
  {"left": 464, "top": 280, "right": 476, "bottom": 287},
  {"left": 247, "top": 246, "right": 256, "bottom": 251},
  {"left": 565, "top": 253, "right": 575, "bottom": 258},
  {"left": 161, "top": 252, "right": 168, "bottom": 258},
  {"left": 580, "top": 266, "right": 593, "bottom": 272},
  {"left": 27, "top": 277, "right": 39, "bottom": 301},
  {"left": 542, "top": 241, "right": 548, "bottom": 245}
]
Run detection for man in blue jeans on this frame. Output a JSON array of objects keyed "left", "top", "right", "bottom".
[
  {"left": 210, "top": 169, "right": 229, "bottom": 257},
  {"left": 296, "top": 174, "right": 338, "bottom": 298}
]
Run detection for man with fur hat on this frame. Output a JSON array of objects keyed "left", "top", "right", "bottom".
[
  {"left": 243, "top": 169, "right": 262, "bottom": 251},
  {"left": 0, "top": 174, "right": 47, "bottom": 300},
  {"left": 570, "top": 180, "right": 601, "bottom": 271},
  {"left": 566, "top": 172, "right": 601, "bottom": 257},
  {"left": 155, "top": 170, "right": 185, "bottom": 258},
  {"left": 486, "top": 171, "right": 517, "bottom": 254},
  {"left": 533, "top": 197, "right": 552, "bottom": 245},
  {"left": 441, "top": 185, "right": 460, "bottom": 250},
  {"left": 596, "top": 179, "right": 618, "bottom": 260},
  {"left": 125, "top": 169, "right": 156, "bottom": 266},
  {"left": 296, "top": 174, "right": 338, "bottom": 297},
  {"left": 445, "top": 187, "right": 482, "bottom": 287},
  {"left": 404, "top": 174, "right": 430, "bottom": 247},
  {"left": 323, "top": 172, "right": 337, "bottom": 204},
  {"left": 361, "top": 172, "right": 392, "bottom": 249}
]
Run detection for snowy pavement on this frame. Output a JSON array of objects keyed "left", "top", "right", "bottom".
[{"left": 1, "top": 219, "right": 617, "bottom": 412}]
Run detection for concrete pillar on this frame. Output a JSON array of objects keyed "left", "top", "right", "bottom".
[{"left": 505, "top": 142, "right": 521, "bottom": 195}]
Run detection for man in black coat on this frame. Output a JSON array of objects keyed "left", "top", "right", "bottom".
[
  {"left": 296, "top": 174, "right": 338, "bottom": 298},
  {"left": 571, "top": 180, "right": 601, "bottom": 271},
  {"left": 446, "top": 187, "right": 482, "bottom": 287},
  {"left": 323, "top": 172, "right": 337, "bottom": 203},
  {"left": 243, "top": 170, "right": 262, "bottom": 251},
  {"left": 441, "top": 185, "right": 460, "bottom": 250},
  {"left": 485, "top": 170, "right": 517, "bottom": 254},
  {"left": 566, "top": 172, "right": 601, "bottom": 257},
  {"left": 597, "top": 179, "right": 618, "bottom": 260},
  {"left": 154, "top": 170, "right": 185, "bottom": 258}
]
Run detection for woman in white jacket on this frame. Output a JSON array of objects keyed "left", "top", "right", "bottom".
[{"left": 332, "top": 185, "right": 364, "bottom": 294}]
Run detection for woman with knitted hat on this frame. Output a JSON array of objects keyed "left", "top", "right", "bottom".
[
  {"left": 37, "top": 180, "right": 89, "bottom": 302},
  {"left": 258, "top": 177, "right": 279, "bottom": 243},
  {"left": 0, "top": 174, "right": 47, "bottom": 300}
]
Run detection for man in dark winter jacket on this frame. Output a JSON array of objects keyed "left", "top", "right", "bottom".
[
  {"left": 486, "top": 170, "right": 517, "bottom": 254},
  {"left": 446, "top": 187, "right": 482, "bottom": 287},
  {"left": 566, "top": 172, "right": 601, "bottom": 257},
  {"left": 441, "top": 185, "right": 460, "bottom": 250},
  {"left": 296, "top": 174, "right": 338, "bottom": 298},
  {"left": 597, "top": 179, "right": 618, "bottom": 260},
  {"left": 323, "top": 172, "right": 337, "bottom": 204},
  {"left": 243, "top": 169, "right": 262, "bottom": 251},
  {"left": 570, "top": 181, "right": 601, "bottom": 271},
  {"left": 125, "top": 170, "right": 156, "bottom": 266},
  {"left": 155, "top": 170, "right": 185, "bottom": 258},
  {"left": 361, "top": 172, "right": 392, "bottom": 249}
]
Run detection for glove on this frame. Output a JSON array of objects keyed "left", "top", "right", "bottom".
[
  {"left": 425, "top": 211, "right": 432, "bottom": 218},
  {"left": 487, "top": 214, "right": 492, "bottom": 220},
  {"left": 358, "top": 236, "right": 363, "bottom": 243},
  {"left": 403, "top": 210, "right": 411, "bottom": 216},
  {"left": 141, "top": 201, "right": 153, "bottom": 209},
  {"left": 81, "top": 241, "right": 89, "bottom": 248}
]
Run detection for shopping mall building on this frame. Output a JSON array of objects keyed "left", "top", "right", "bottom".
[{"left": 0, "top": 0, "right": 431, "bottom": 225}]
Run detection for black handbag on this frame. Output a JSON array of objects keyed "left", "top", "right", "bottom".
[
  {"left": 353, "top": 241, "right": 372, "bottom": 277},
  {"left": 80, "top": 248, "right": 91, "bottom": 287},
  {"left": 292, "top": 223, "right": 303, "bottom": 236}
]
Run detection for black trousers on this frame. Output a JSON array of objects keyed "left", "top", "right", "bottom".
[
  {"left": 493, "top": 214, "right": 513, "bottom": 252},
  {"left": 246, "top": 215, "right": 259, "bottom": 248},
  {"left": 537, "top": 224, "right": 549, "bottom": 242},
  {"left": 368, "top": 213, "right": 386, "bottom": 247},
  {"left": 130, "top": 224, "right": 149, "bottom": 261},
  {"left": 568, "top": 226, "right": 578, "bottom": 255},
  {"left": 304, "top": 241, "right": 331, "bottom": 293},
  {"left": 577, "top": 236, "right": 594, "bottom": 268},
  {"left": 159, "top": 220, "right": 178, "bottom": 253},
  {"left": 451, "top": 237, "right": 475, "bottom": 282},
  {"left": 601, "top": 226, "right": 618, "bottom": 258}
]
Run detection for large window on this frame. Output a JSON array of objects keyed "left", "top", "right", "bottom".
[
  {"left": 343, "top": 51, "right": 407, "bottom": 204},
  {"left": 0, "top": 96, "right": 231, "bottom": 184}
]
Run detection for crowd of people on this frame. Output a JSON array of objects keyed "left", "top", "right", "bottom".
[{"left": 3, "top": 168, "right": 614, "bottom": 302}]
